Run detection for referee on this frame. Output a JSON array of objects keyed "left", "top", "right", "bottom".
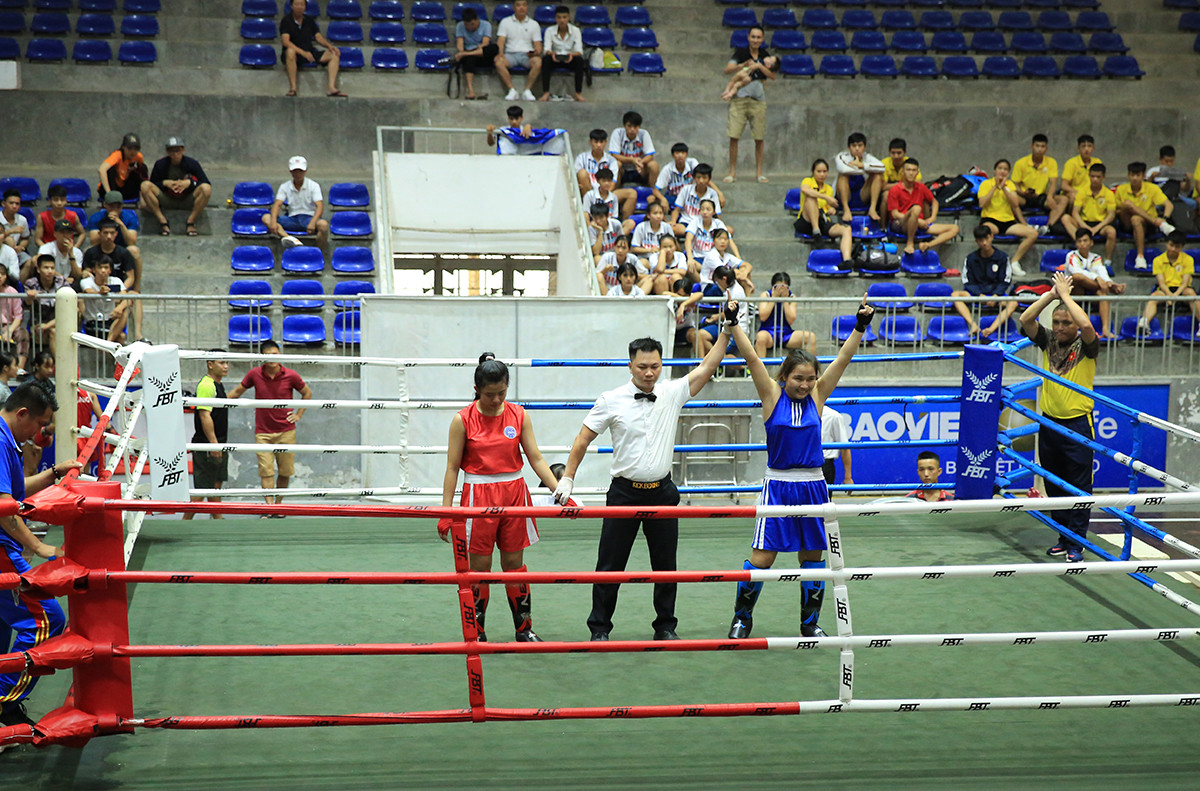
[{"left": 556, "top": 312, "right": 738, "bottom": 640}]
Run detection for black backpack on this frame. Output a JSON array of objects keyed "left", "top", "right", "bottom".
[
  {"left": 852, "top": 241, "right": 900, "bottom": 270},
  {"left": 932, "top": 176, "right": 976, "bottom": 208}
]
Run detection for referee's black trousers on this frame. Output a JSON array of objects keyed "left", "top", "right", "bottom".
[
  {"left": 1040, "top": 414, "right": 1094, "bottom": 551},
  {"left": 587, "top": 476, "right": 680, "bottom": 635}
]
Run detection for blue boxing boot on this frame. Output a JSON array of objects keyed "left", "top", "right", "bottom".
[
  {"left": 729, "top": 560, "right": 765, "bottom": 638},
  {"left": 800, "top": 560, "right": 827, "bottom": 637}
]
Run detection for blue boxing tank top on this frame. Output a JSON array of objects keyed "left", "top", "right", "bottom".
[{"left": 764, "top": 392, "right": 824, "bottom": 470}]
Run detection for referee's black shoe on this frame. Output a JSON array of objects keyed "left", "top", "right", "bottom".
[
  {"left": 800, "top": 624, "right": 827, "bottom": 638},
  {"left": 653, "top": 629, "right": 679, "bottom": 640},
  {"left": 0, "top": 702, "right": 36, "bottom": 728}
]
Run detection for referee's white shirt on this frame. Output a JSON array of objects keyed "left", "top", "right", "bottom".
[
  {"left": 821, "top": 407, "right": 849, "bottom": 461},
  {"left": 583, "top": 376, "right": 691, "bottom": 482}
]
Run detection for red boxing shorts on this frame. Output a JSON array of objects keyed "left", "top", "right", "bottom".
[{"left": 457, "top": 473, "right": 539, "bottom": 555}]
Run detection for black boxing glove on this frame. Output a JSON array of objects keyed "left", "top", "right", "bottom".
[
  {"left": 855, "top": 303, "right": 875, "bottom": 333},
  {"left": 723, "top": 302, "right": 740, "bottom": 327}
]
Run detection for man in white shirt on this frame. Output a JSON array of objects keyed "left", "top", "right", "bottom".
[
  {"left": 540, "top": 5, "right": 585, "bottom": 102},
  {"left": 820, "top": 408, "right": 852, "bottom": 486},
  {"left": 1, "top": 189, "right": 31, "bottom": 268},
  {"left": 262, "top": 155, "right": 328, "bottom": 249},
  {"left": 652, "top": 142, "right": 699, "bottom": 211},
  {"left": 494, "top": 0, "right": 543, "bottom": 102},
  {"left": 32, "top": 220, "right": 84, "bottom": 283},
  {"left": 555, "top": 328, "right": 735, "bottom": 641},
  {"left": 609, "top": 110, "right": 659, "bottom": 188}
]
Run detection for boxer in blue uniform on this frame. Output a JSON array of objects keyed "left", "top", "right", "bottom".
[{"left": 725, "top": 296, "right": 874, "bottom": 638}]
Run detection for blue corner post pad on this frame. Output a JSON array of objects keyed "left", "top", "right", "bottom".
[{"left": 955, "top": 344, "right": 1005, "bottom": 500}]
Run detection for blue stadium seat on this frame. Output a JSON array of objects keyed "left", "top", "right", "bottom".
[
  {"left": 0, "top": 14, "right": 22, "bottom": 34},
  {"left": 1076, "top": 12, "right": 1113, "bottom": 32},
  {"left": 762, "top": 8, "right": 797, "bottom": 28},
  {"left": 851, "top": 30, "right": 886, "bottom": 52},
  {"left": 241, "top": 17, "right": 277, "bottom": 40},
  {"left": 582, "top": 26, "right": 616, "bottom": 49},
  {"left": 370, "top": 21, "right": 406, "bottom": 43},
  {"left": 926, "top": 315, "right": 973, "bottom": 344},
  {"left": 930, "top": 31, "right": 966, "bottom": 52},
  {"left": 880, "top": 10, "right": 916, "bottom": 30},
  {"left": 941, "top": 56, "right": 980, "bottom": 78},
  {"left": 919, "top": 11, "right": 954, "bottom": 32},
  {"left": 850, "top": 217, "right": 887, "bottom": 239},
  {"left": 841, "top": 10, "right": 877, "bottom": 30},
  {"left": 782, "top": 188, "right": 801, "bottom": 215},
  {"left": 339, "top": 46, "right": 364, "bottom": 68},
  {"left": 369, "top": 0, "right": 404, "bottom": 20},
  {"left": 1165, "top": 0, "right": 1200, "bottom": 8},
  {"left": 1063, "top": 55, "right": 1100, "bottom": 78},
  {"left": 1064, "top": 0, "right": 1099, "bottom": 7},
  {"left": 229, "top": 280, "right": 273, "bottom": 309},
  {"left": 231, "top": 246, "right": 275, "bottom": 272},
  {"left": 730, "top": 29, "right": 749, "bottom": 48},
  {"left": 331, "top": 211, "right": 374, "bottom": 237},
  {"left": 333, "top": 280, "right": 375, "bottom": 308},
  {"left": 801, "top": 9, "right": 836, "bottom": 29},
  {"left": 412, "top": 22, "right": 448, "bottom": 44},
  {"left": 807, "top": 249, "right": 852, "bottom": 277},
  {"left": 282, "top": 315, "right": 326, "bottom": 345},
  {"left": 913, "top": 282, "right": 954, "bottom": 311},
  {"left": 621, "top": 27, "right": 657, "bottom": 49},
  {"left": 1049, "top": 32, "right": 1085, "bottom": 53},
  {"left": 832, "top": 315, "right": 878, "bottom": 343},
  {"left": 1039, "top": 248, "right": 1068, "bottom": 272},
  {"left": 901, "top": 55, "right": 937, "bottom": 77},
  {"left": 1124, "top": 248, "right": 1162, "bottom": 274},
  {"left": 232, "top": 181, "right": 274, "bottom": 207},
  {"left": 533, "top": 4, "right": 555, "bottom": 25},
  {"left": 410, "top": 1, "right": 446, "bottom": 22},
  {"left": 1171, "top": 316, "right": 1200, "bottom": 342},
  {"left": 779, "top": 54, "right": 816, "bottom": 77},
  {"left": 811, "top": 30, "right": 846, "bottom": 51},
  {"left": 892, "top": 30, "right": 928, "bottom": 52},
  {"left": 1023, "top": 0, "right": 1060, "bottom": 7},
  {"left": 628, "top": 52, "right": 665, "bottom": 74},
  {"left": 31, "top": 14, "right": 70, "bottom": 36},
  {"left": 242, "top": 0, "right": 277, "bottom": 16},
  {"left": 452, "top": 3, "right": 486, "bottom": 22},
  {"left": 1088, "top": 33, "right": 1127, "bottom": 53},
  {"left": 981, "top": 55, "right": 1020, "bottom": 77},
  {"left": 867, "top": 282, "right": 913, "bottom": 310},
  {"left": 333, "top": 310, "right": 361, "bottom": 345},
  {"left": 73, "top": 39, "right": 112, "bottom": 62},
  {"left": 26, "top": 39, "right": 68, "bottom": 61},
  {"left": 1037, "top": 11, "right": 1073, "bottom": 32},
  {"left": 1011, "top": 32, "right": 1047, "bottom": 53},
  {"left": 901, "top": 250, "right": 945, "bottom": 276},
  {"left": 1103, "top": 55, "right": 1144, "bottom": 78},
  {"left": 282, "top": 246, "right": 326, "bottom": 273},
  {"left": 121, "top": 14, "right": 158, "bottom": 36},
  {"left": 1022, "top": 56, "right": 1060, "bottom": 77},
  {"left": 328, "top": 183, "right": 370, "bottom": 209},
  {"left": 80, "top": 0, "right": 119, "bottom": 10},
  {"left": 576, "top": 5, "right": 610, "bottom": 26},
  {"left": 1118, "top": 317, "right": 1163, "bottom": 343},
  {"left": 818, "top": 54, "right": 856, "bottom": 76},
  {"left": 48, "top": 178, "right": 90, "bottom": 205},
  {"left": 327, "top": 0, "right": 363, "bottom": 19},
  {"left": 228, "top": 314, "right": 273, "bottom": 345},
  {"left": 281, "top": 279, "right": 324, "bottom": 310},
  {"left": 615, "top": 6, "right": 651, "bottom": 27},
  {"left": 770, "top": 29, "right": 806, "bottom": 51},
  {"left": 997, "top": 11, "right": 1033, "bottom": 31},
  {"left": 970, "top": 31, "right": 1007, "bottom": 53},
  {"left": 0, "top": 38, "right": 17, "bottom": 60},
  {"left": 34, "top": 0, "right": 71, "bottom": 7},
  {"left": 231, "top": 210, "right": 269, "bottom": 236},
  {"left": 327, "top": 20, "right": 364, "bottom": 42},
  {"left": 331, "top": 246, "right": 375, "bottom": 274},
  {"left": 880, "top": 315, "right": 920, "bottom": 344},
  {"left": 77, "top": 13, "right": 116, "bottom": 36},
  {"left": 958, "top": 12, "right": 995, "bottom": 31},
  {"left": 0, "top": 177, "right": 40, "bottom": 204},
  {"left": 16, "top": 207, "right": 35, "bottom": 229},
  {"left": 117, "top": 40, "right": 156, "bottom": 63},
  {"left": 860, "top": 54, "right": 897, "bottom": 77},
  {"left": 722, "top": 7, "right": 756, "bottom": 28}
]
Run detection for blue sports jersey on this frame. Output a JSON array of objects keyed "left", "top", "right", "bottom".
[
  {"left": 764, "top": 393, "right": 823, "bottom": 470},
  {"left": 0, "top": 417, "right": 25, "bottom": 552}
]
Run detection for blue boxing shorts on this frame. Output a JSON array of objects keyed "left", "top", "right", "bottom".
[{"left": 753, "top": 467, "right": 829, "bottom": 553}]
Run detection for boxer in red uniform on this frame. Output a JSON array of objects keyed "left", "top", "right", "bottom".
[{"left": 438, "top": 353, "right": 559, "bottom": 642}]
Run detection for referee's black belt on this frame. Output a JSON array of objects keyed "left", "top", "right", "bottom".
[{"left": 613, "top": 475, "right": 672, "bottom": 490}]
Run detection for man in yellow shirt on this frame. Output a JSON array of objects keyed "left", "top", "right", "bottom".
[
  {"left": 1139, "top": 230, "right": 1199, "bottom": 336},
  {"left": 977, "top": 159, "right": 1037, "bottom": 277},
  {"left": 1063, "top": 162, "right": 1118, "bottom": 265},
  {"left": 1116, "top": 161, "right": 1176, "bottom": 270},
  {"left": 1012, "top": 133, "right": 1068, "bottom": 230},
  {"left": 1019, "top": 271, "right": 1099, "bottom": 564},
  {"left": 1060, "top": 134, "right": 1101, "bottom": 209}
]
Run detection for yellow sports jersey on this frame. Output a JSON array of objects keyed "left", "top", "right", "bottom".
[
  {"left": 1062, "top": 154, "right": 1102, "bottom": 194},
  {"left": 1076, "top": 186, "right": 1116, "bottom": 223},
  {"left": 977, "top": 178, "right": 1017, "bottom": 222},
  {"left": 1194, "top": 157, "right": 1200, "bottom": 199},
  {"left": 1114, "top": 182, "right": 1168, "bottom": 214},
  {"left": 1012, "top": 154, "right": 1058, "bottom": 196},
  {"left": 1152, "top": 251, "right": 1194, "bottom": 289},
  {"left": 883, "top": 158, "right": 920, "bottom": 185},
  {"left": 797, "top": 176, "right": 834, "bottom": 216},
  {"left": 1036, "top": 327, "right": 1098, "bottom": 420}
]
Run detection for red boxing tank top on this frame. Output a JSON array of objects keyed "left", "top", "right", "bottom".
[{"left": 458, "top": 401, "right": 525, "bottom": 475}]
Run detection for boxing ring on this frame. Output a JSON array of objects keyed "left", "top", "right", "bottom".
[{"left": 3, "top": 329, "right": 1200, "bottom": 767}]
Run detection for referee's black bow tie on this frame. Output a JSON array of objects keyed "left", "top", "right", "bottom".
[{"left": 635, "top": 391, "right": 657, "bottom": 402}]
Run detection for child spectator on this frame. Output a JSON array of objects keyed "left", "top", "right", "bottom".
[
  {"left": 835, "top": 132, "right": 886, "bottom": 223},
  {"left": 494, "top": 0, "right": 543, "bottom": 101},
  {"left": 880, "top": 138, "right": 919, "bottom": 218},
  {"left": 88, "top": 190, "right": 142, "bottom": 279},
  {"left": 670, "top": 277, "right": 700, "bottom": 352},
  {"left": 453, "top": 7, "right": 497, "bottom": 101},
  {"left": 23, "top": 255, "right": 66, "bottom": 355},
  {"left": 820, "top": 407, "right": 851, "bottom": 486},
  {"left": 952, "top": 225, "right": 1017, "bottom": 338},
  {"left": 671, "top": 163, "right": 726, "bottom": 236},
  {"left": 1139, "top": 231, "right": 1198, "bottom": 336},
  {"left": 906, "top": 451, "right": 954, "bottom": 501},
  {"left": 887, "top": 158, "right": 959, "bottom": 256},
  {"left": 588, "top": 202, "right": 624, "bottom": 263},
  {"left": 32, "top": 219, "right": 84, "bottom": 284},
  {"left": 1116, "top": 161, "right": 1175, "bottom": 271},
  {"left": 606, "top": 261, "right": 646, "bottom": 298},
  {"left": 96, "top": 133, "right": 148, "bottom": 203},
  {"left": 631, "top": 202, "right": 668, "bottom": 256},
  {"left": 755, "top": 271, "right": 816, "bottom": 358},
  {"left": 80, "top": 256, "right": 130, "bottom": 343},
  {"left": 582, "top": 168, "right": 634, "bottom": 230},
  {"left": 1063, "top": 163, "right": 1118, "bottom": 266},
  {"left": 977, "top": 159, "right": 1039, "bottom": 278},
  {"left": 648, "top": 234, "right": 690, "bottom": 294},
  {"left": 1012, "top": 133, "right": 1068, "bottom": 231},
  {"left": 595, "top": 235, "right": 642, "bottom": 292},
  {"left": 609, "top": 110, "right": 659, "bottom": 188},
  {"left": 652, "top": 143, "right": 698, "bottom": 211},
  {"left": 1, "top": 189, "right": 31, "bottom": 267},
  {"left": 1147, "top": 145, "right": 1194, "bottom": 231},
  {"left": 83, "top": 218, "right": 143, "bottom": 341},
  {"left": 684, "top": 199, "right": 735, "bottom": 266},
  {"left": 0, "top": 272, "right": 28, "bottom": 371},
  {"left": 0, "top": 351, "right": 17, "bottom": 401},
  {"left": 574, "top": 129, "right": 619, "bottom": 197},
  {"left": 700, "top": 228, "right": 754, "bottom": 293},
  {"left": 1060, "top": 134, "right": 1101, "bottom": 208},
  {"left": 794, "top": 158, "right": 853, "bottom": 269},
  {"left": 1064, "top": 228, "right": 1124, "bottom": 340},
  {"left": 32, "top": 184, "right": 85, "bottom": 248},
  {"left": 675, "top": 265, "right": 748, "bottom": 355},
  {"left": 539, "top": 5, "right": 586, "bottom": 103}
]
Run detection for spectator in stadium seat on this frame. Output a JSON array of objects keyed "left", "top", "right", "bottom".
[
  {"left": 485, "top": 104, "right": 533, "bottom": 148},
  {"left": 652, "top": 142, "right": 698, "bottom": 213},
  {"left": 1139, "top": 230, "right": 1199, "bottom": 336},
  {"left": 609, "top": 110, "right": 659, "bottom": 189},
  {"left": 494, "top": 0, "right": 543, "bottom": 102},
  {"left": 887, "top": 158, "right": 959, "bottom": 256},
  {"left": 1064, "top": 228, "right": 1123, "bottom": 340},
  {"left": 0, "top": 275, "right": 29, "bottom": 372},
  {"left": 723, "top": 25, "right": 776, "bottom": 185},
  {"left": 756, "top": 271, "right": 815, "bottom": 358},
  {"left": 631, "top": 202, "right": 669, "bottom": 256},
  {"left": 835, "top": 132, "right": 886, "bottom": 224},
  {"left": 540, "top": 5, "right": 585, "bottom": 103},
  {"left": 596, "top": 234, "right": 644, "bottom": 293},
  {"left": 794, "top": 158, "right": 853, "bottom": 270},
  {"left": 31, "top": 220, "right": 83, "bottom": 284},
  {"left": 675, "top": 264, "right": 749, "bottom": 357},
  {"left": 670, "top": 163, "right": 727, "bottom": 237},
  {"left": 262, "top": 156, "right": 329, "bottom": 250},
  {"left": 88, "top": 191, "right": 142, "bottom": 282},
  {"left": 96, "top": 133, "right": 149, "bottom": 204},
  {"left": 1116, "top": 161, "right": 1175, "bottom": 271},
  {"left": 79, "top": 256, "right": 130, "bottom": 344},
  {"left": 648, "top": 233, "right": 690, "bottom": 294},
  {"left": 684, "top": 199, "right": 736, "bottom": 268},
  {"left": 977, "top": 159, "right": 1038, "bottom": 278},
  {"left": 700, "top": 228, "right": 753, "bottom": 293},
  {"left": 574, "top": 128, "right": 620, "bottom": 197},
  {"left": 1012, "top": 133, "right": 1068, "bottom": 232},
  {"left": 454, "top": 7, "right": 497, "bottom": 101},
  {"left": 880, "top": 138, "right": 919, "bottom": 218},
  {"left": 588, "top": 202, "right": 623, "bottom": 264},
  {"left": 23, "top": 255, "right": 66, "bottom": 356},
  {"left": 951, "top": 225, "right": 1017, "bottom": 338},
  {"left": 1060, "top": 134, "right": 1101, "bottom": 211},
  {"left": 82, "top": 218, "right": 143, "bottom": 341},
  {"left": 142, "top": 137, "right": 213, "bottom": 238},
  {"left": 1, "top": 190, "right": 31, "bottom": 269},
  {"left": 582, "top": 168, "right": 634, "bottom": 231},
  {"left": 606, "top": 261, "right": 646, "bottom": 298},
  {"left": 31, "top": 184, "right": 84, "bottom": 249},
  {"left": 281, "top": 0, "right": 345, "bottom": 98},
  {"left": 906, "top": 451, "right": 953, "bottom": 501},
  {"left": 1147, "top": 145, "right": 1194, "bottom": 231},
  {"left": 1062, "top": 162, "right": 1118, "bottom": 267}
]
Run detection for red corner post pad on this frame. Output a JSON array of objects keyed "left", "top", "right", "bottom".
[{"left": 18, "top": 484, "right": 93, "bottom": 525}]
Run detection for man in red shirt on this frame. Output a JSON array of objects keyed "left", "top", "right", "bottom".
[
  {"left": 227, "top": 341, "right": 312, "bottom": 513},
  {"left": 886, "top": 158, "right": 959, "bottom": 256}
]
